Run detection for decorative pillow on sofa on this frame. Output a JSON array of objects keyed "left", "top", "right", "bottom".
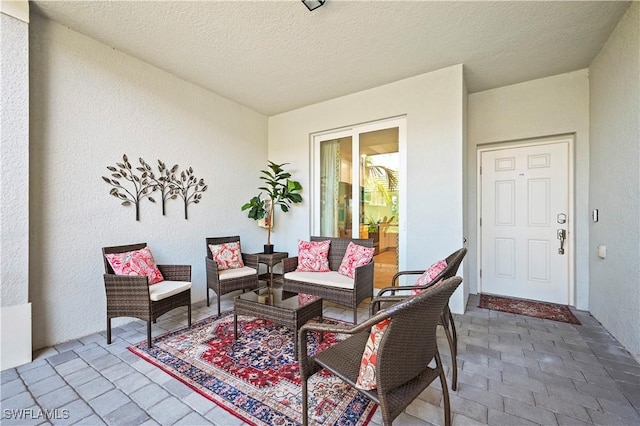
[
  {"left": 338, "top": 242, "right": 375, "bottom": 278},
  {"left": 105, "top": 247, "right": 164, "bottom": 284},
  {"left": 410, "top": 259, "right": 448, "bottom": 295},
  {"left": 355, "top": 318, "right": 391, "bottom": 390},
  {"left": 209, "top": 241, "right": 245, "bottom": 270},
  {"left": 296, "top": 240, "right": 331, "bottom": 272}
]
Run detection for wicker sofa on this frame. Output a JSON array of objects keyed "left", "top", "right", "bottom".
[{"left": 282, "top": 236, "right": 374, "bottom": 324}]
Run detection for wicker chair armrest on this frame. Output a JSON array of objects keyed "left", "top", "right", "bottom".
[
  {"left": 103, "top": 273, "right": 150, "bottom": 300},
  {"left": 205, "top": 257, "right": 221, "bottom": 284},
  {"left": 282, "top": 257, "right": 298, "bottom": 273},
  {"left": 103, "top": 273, "right": 148, "bottom": 287},
  {"left": 241, "top": 253, "right": 259, "bottom": 270},
  {"left": 376, "top": 283, "right": 421, "bottom": 297},
  {"left": 300, "top": 308, "right": 391, "bottom": 339},
  {"left": 298, "top": 309, "right": 392, "bottom": 377},
  {"left": 301, "top": 322, "right": 359, "bottom": 336},
  {"left": 353, "top": 261, "right": 374, "bottom": 287},
  {"left": 376, "top": 270, "right": 425, "bottom": 297},
  {"left": 157, "top": 264, "right": 191, "bottom": 281},
  {"left": 351, "top": 261, "right": 374, "bottom": 308},
  {"left": 370, "top": 294, "right": 409, "bottom": 315}
]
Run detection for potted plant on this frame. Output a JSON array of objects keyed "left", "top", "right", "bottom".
[{"left": 242, "top": 161, "right": 303, "bottom": 253}]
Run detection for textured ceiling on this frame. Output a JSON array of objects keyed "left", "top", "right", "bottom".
[{"left": 30, "top": 1, "right": 631, "bottom": 116}]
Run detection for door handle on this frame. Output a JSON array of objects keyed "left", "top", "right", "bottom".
[{"left": 557, "top": 229, "right": 566, "bottom": 255}]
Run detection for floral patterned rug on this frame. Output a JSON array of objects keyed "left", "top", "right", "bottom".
[
  {"left": 129, "top": 311, "right": 376, "bottom": 426},
  {"left": 478, "top": 294, "right": 581, "bottom": 325}
]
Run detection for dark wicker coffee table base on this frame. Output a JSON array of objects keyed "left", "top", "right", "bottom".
[{"left": 234, "top": 294, "right": 323, "bottom": 360}]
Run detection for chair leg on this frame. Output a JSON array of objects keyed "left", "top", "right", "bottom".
[
  {"left": 436, "top": 353, "right": 452, "bottom": 426},
  {"left": 187, "top": 303, "right": 192, "bottom": 327},
  {"left": 302, "top": 378, "right": 309, "bottom": 426},
  {"left": 217, "top": 293, "right": 221, "bottom": 316},
  {"left": 448, "top": 309, "right": 458, "bottom": 390},
  {"left": 441, "top": 314, "right": 458, "bottom": 391},
  {"left": 106, "top": 318, "right": 112, "bottom": 344},
  {"left": 441, "top": 370, "right": 452, "bottom": 426},
  {"left": 206, "top": 288, "right": 210, "bottom": 307},
  {"left": 147, "top": 321, "right": 152, "bottom": 348}
]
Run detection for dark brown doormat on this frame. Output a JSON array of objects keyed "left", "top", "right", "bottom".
[{"left": 478, "top": 294, "right": 581, "bottom": 325}]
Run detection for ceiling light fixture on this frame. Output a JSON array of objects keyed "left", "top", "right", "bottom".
[{"left": 301, "top": 0, "right": 325, "bottom": 12}]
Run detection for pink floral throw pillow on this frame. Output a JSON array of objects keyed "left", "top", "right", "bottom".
[
  {"left": 355, "top": 318, "right": 391, "bottom": 390},
  {"left": 297, "top": 293, "right": 321, "bottom": 306},
  {"left": 296, "top": 240, "right": 331, "bottom": 272},
  {"left": 411, "top": 259, "right": 448, "bottom": 295},
  {"left": 209, "top": 242, "right": 245, "bottom": 270},
  {"left": 105, "top": 247, "right": 164, "bottom": 285},
  {"left": 338, "top": 242, "right": 375, "bottom": 278}
]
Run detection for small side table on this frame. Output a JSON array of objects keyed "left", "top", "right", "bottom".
[{"left": 256, "top": 251, "right": 288, "bottom": 289}]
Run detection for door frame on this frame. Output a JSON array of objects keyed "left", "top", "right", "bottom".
[
  {"left": 476, "top": 134, "right": 576, "bottom": 305},
  {"left": 310, "top": 116, "right": 407, "bottom": 271}
]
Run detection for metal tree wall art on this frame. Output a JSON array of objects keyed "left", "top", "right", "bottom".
[
  {"left": 102, "top": 154, "right": 156, "bottom": 221},
  {"left": 170, "top": 166, "right": 208, "bottom": 219},
  {"left": 102, "top": 155, "right": 207, "bottom": 221},
  {"left": 139, "top": 158, "right": 179, "bottom": 216}
]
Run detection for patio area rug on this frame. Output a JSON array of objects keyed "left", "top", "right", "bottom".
[
  {"left": 478, "top": 294, "right": 581, "bottom": 325},
  {"left": 129, "top": 311, "right": 376, "bottom": 426}
]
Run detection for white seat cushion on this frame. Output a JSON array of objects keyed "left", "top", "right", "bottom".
[
  {"left": 284, "top": 271, "right": 354, "bottom": 290},
  {"left": 149, "top": 280, "right": 191, "bottom": 301},
  {"left": 219, "top": 266, "right": 257, "bottom": 280}
]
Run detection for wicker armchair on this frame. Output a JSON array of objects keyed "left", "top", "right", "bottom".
[
  {"left": 299, "top": 276, "right": 463, "bottom": 426},
  {"left": 370, "top": 247, "right": 467, "bottom": 390},
  {"left": 102, "top": 243, "right": 192, "bottom": 348},
  {"left": 282, "top": 236, "right": 374, "bottom": 324},
  {"left": 205, "top": 236, "right": 259, "bottom": 314}
]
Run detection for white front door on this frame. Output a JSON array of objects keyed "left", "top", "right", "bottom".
[{"left": 480, "top": 140, "right": 571, "bottom": 304}]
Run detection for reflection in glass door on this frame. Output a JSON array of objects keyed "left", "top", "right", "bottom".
[
  {"left": 314, "top": 120, "right": 402, "bottom": 289},
  {"left": 359, "top": 129, "right": 399, "bottom": 289},
  {"left": 318, "top": 136, "right": 353, "bottom": 238}
]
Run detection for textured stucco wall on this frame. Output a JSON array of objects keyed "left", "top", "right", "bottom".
[
  {"left": 1, "top": 6, "right": 33, "bottom": 370},
  {"left": 269, "top": 65, "right": 467, "bottom": 313},
  {"left": 468, "top": 70, "right": 590, "bottom": 309},
  {"left": 589, "top": 2, "right": 640, "bottom": 358},
  {"left": 29, "top": 15, "right": 268, "bottom": 349},
  {"left": 1, "top": 12, "right": 29, "bottom": 307},
  {"left": 462, "top": 75, "right": 469, "bottom": 303}
]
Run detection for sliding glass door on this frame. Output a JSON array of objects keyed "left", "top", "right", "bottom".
[{"left": 312, "top": 118, "right": 405, "bottom": 287}]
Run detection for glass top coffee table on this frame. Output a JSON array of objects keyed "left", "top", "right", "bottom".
[{"left": 234, "top": 287, "right": 323, "bottom": 360}]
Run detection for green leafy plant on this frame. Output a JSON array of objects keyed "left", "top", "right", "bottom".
[
  {"left": 363, "top": 156, "right": 398, "bottom": 205},
  {"left": 242, "top": 161, "right": 303, "bottom": 246},
  {"left": 365, "top": 215, "right": 396, "bottom": 233}
]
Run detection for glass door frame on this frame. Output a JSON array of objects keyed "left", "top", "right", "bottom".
[{"left": 310, "top": 116, "right": 407, "bottom": 269}]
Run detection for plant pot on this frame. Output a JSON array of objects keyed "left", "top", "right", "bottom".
[{"left": 263, "top": 244, "right": 274, "bottom": 254}]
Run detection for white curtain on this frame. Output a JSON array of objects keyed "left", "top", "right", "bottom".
[{"left": 320, "top": 140, "right": 340, "bottom": 237}]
